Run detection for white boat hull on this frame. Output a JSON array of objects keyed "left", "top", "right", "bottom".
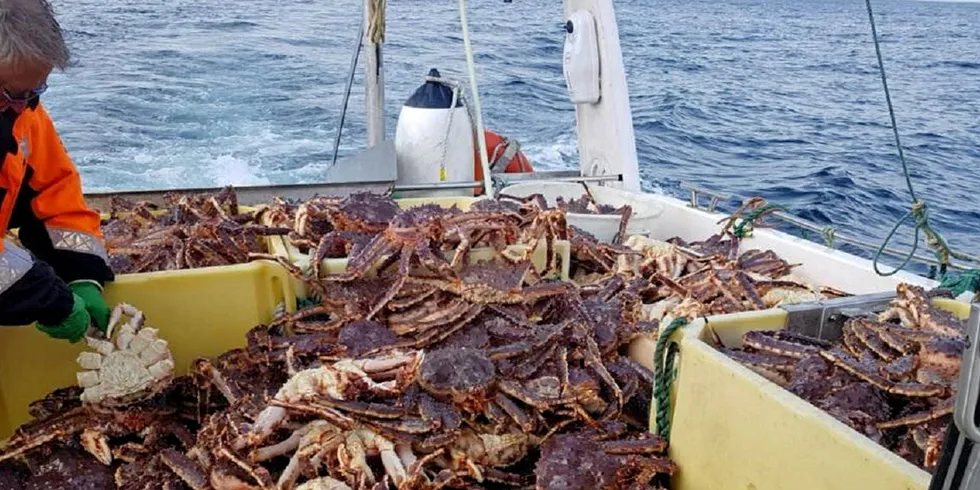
[{"left": 643, "top": 193, "right": 935, "bottom": 293}]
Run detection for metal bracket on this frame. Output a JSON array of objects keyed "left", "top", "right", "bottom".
[
  {"left": 955, "top": 304, "right": 980, "bottom": 441},
  {"left": 780, "top": 291, "right": 898, "bottom": 341}
]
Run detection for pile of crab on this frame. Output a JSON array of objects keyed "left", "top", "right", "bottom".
[
  {"left": 0, "top": 192, "right": 853, "bottom": 489},
  {"left": 100, "top": 187, "right": 290, "bottom": 274},
  {"left": 0, "top": 259, "right": 677, "bottom": 489},
  {"left": 253, "top": 190, "right": 577, "bottom": 279},
  {"left": 721, "top": 283, "right": 968, "bottom": 473},
  {"left": 253, "top": 190, "right": 847, "bottom": 316}
]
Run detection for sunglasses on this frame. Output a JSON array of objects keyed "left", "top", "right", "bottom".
[{"left": 1, "top": 82, "right": 47, "bottom": 113}]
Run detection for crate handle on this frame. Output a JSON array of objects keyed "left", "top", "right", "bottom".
[
  {"left": 263, "top": 261, "right": 298, "bottom": 316},
  {"left": 954, "top": 304, "right": 980, "bottom": 442}
]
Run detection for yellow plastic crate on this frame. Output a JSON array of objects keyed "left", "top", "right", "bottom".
[
  {"left": 632, "top": 298, "right": 970, "bottom": 490},
  {"left": 0, "top": 259, "right": 295, "bottom": 439},
  {"left": 0, "top": 205, "right": 296, "bottom": 439}
]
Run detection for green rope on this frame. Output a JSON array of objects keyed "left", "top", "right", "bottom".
[
  {"left": 820, "top": 226, "right": 836, "bottom": 248},
  {"left": 297, "top": 297, "right": 322, "bottom": 310},
  {"left": 872, "top": 200, "right": 961, "bottom": 277},
  {"left": 653, "top": 317, "right": 689, "bottom": 441},
  {"left": 731, "top": 203, "right": 787, "bottom": 238},
  {"left": 938, "top": 269, "right": 980, "bottom": 298},
  {"left": 863, "top": 0, "right": 980, "bottom": 278}
]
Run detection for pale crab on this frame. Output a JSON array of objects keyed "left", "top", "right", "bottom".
[
  {"left": 76, "top": 304, "right": 175, "bottom": 407},
  {"left": 295, "top": 476, "right": 354, "bottom": 490},
  {"left": 237, "top": 350, "right": 424, "bottom": 449},
  {"left": 625, "top": 235, "right": 701, "bottom": 279}
]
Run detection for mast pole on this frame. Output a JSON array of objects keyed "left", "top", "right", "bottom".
[{"left": 364, "top": 0, "right": 386, "bottom": 147}]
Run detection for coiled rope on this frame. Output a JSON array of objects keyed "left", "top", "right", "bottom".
[
  {"left": 729, "top": 203, "right": 787, "bottom": 239},
  {"left": 862, "top": 0, "right": 980, "bottom": 291},
  {"left": 652, "top": 317, "right": 689, "bottom": 441},
  {"left": 366, "top": 0, "right": 386, "bottom": 44}
]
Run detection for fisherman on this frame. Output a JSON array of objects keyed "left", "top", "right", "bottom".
[{"left": 0, "top": 0, "right": 114, "bottom": 341}]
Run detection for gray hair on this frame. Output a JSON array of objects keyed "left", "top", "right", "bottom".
[{"left": 0, "top": 0, "right": 70, "bottom": 70}]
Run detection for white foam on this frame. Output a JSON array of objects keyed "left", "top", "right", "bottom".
[
  {"left": 522, "top": 132, "right": 578, "bottom": 170},
  {"left": 210, "top": 154, "right": 271, "bottom": 186}
]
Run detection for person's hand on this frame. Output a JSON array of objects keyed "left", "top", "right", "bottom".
[
  {"left": 70, "top": 281, "right": 110, "bottom": 333},
  {"left": 35, "top": 294, "right": 90, "bottom": 343}
]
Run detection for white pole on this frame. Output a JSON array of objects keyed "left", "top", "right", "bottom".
[
  {"left": 457, "top": 0, "right": 493, "bottom": 196},
  {"left": 364, "top": 0, "right": 385, "bottom": 147},
  {"left": 563, "top": 0, "right": 640, "bottom": 191}
]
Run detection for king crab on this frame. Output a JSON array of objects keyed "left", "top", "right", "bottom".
[{"left": 76, "top": 304, "right": 175, "bottom": 407}]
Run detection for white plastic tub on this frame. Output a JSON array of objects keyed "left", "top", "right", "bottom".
[{"left": 500, "top": 181, "right": 665, "bottom": 242}]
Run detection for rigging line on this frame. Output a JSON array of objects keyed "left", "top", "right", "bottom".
[
  {"left": 457, "top": 0, "right": 493, "bottom": 197},
  {"left": 862, "top": 0, "right": 979, "bottom": 276},
  {"left": 330, "top": 21, "right": 365, "bottom": 168},
  {"left": 863, "top": 0, "right": 915, "bottom": 201}
]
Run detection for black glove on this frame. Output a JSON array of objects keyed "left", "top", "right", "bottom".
[{"left": 0, "top": 259, "right": 74, "bottom": 327}]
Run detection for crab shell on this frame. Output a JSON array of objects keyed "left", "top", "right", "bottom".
[{"left": 75, "top": 304, "right": 175, "bottom": 407}]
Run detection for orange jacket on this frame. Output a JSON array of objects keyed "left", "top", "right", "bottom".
[
  {"left": 0, "top": 100, "right": 113, "bottom": 323},
  {"left": 473, "top": 130, "right": 533, "bottom": 196}
]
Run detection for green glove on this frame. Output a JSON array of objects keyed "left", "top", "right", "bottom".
[
  {"left": 70, "top": 281, "right": 110, "bottom": 333},
  {"left": 36, "top": 294, "right": 91, "bottom": 343}
]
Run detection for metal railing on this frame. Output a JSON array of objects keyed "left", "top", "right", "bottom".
[{"left": 681, "top": 183, "right": 971, "bottom": 273}]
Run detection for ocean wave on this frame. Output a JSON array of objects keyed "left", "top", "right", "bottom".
[{"left": 43, "top": 0, "right": 980, "bottom": 257}]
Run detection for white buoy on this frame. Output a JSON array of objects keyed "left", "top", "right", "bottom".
[{"left": 394, "top": 68, "right": 475, "bottom": 198}]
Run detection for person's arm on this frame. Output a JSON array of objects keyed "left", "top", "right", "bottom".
[
  {"left": 10, "top": 102, "right": 113, "bottom": 287},
  {"left": 0, "top": 240, "right": 74, "bottom": 326}
]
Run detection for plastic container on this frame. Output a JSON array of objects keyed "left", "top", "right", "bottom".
[
  {"left": 499, "top": 181, "right": 665, "bottom": 242},
  {"left": 0, "top": 205, "right": 297, "bottom": 439},
  {"left": 97, "top": 204, "right": 290, "bottom": 275},
  {"left": 629, "top": 296, "right": 971, "bottom": 490},
  {"left": 0, "top": 259, "right": 295, "bottom": 439}
]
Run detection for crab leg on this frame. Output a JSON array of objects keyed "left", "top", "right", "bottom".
[
  {"left": 493, "top": 393, "right": 536, "bottom": 432},
  {"left": 602, "top": 435, "right": 668, "bottom": 455},
  {"left": 819, "top": 348, "right": 947, "bottom": 398},
  {"left": 216, "top": 445, "right": 276, "bottom": 488},
  {"left": 364, "top": 252, "right": 411, "bottom": 321},
  {"left": 160, "top": 448, "right": 210, "bottom": 490},
  {"left": 877, "top": 397, "right": 955, "bottom": 429}
]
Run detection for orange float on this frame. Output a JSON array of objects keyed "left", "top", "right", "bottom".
[{"left": 473, "top": 130, "right": 533, "bottom": 195}]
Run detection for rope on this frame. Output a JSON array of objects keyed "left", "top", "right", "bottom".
[
  {"left": 863, "top": 0, "right": 980, "bottom": 278},
  {"left": 422, "top": 76, "right": 461, "bottom": 183},
  {"left": 273, "top": 296, "right": 322, "bottom": 320},
  {"left": 366, "top": 0, "right": 386, "bottom": 44},
  {"left": 331, "top": 20, "right": 365, "bottom": 168},
  {"left": 820, "top": 226, "right": 837, "bottom": 248},
  {"left": 730, "top": 203, "right": 787, "bottom": 238},
  {"left": 938, "top": 269, "right": 980, "bottom": 298},
  {"left": 456, "top": 0, "right": 493, "bottom": 197},
  {"left": 653, "top": 317, "right": 689, "bottom": 441}
]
